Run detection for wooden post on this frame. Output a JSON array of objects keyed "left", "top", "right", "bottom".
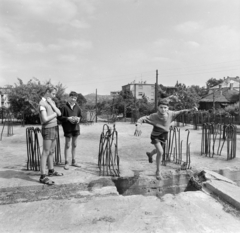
[
  {"left": 95, "top": 89, "right": 97, "bottom": 123},
  {"left": 238, "top": 76, "right": 240, "bottom": 125},
  {"left": 155, "top": 70, "right": 158, "bottom": 111}
]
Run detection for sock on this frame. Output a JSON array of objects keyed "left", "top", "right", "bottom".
[
  {"left": 48, "top": 169, "right": 54, "bottom": 174},
  {"left": 65, "top": 161, "right": 69, "bottom": 165},
  {"left": 40, "top": 174, "right": 46, "bottom": 179},
  {"left": 72, "top": 159, "right": 76, "bottom": 164}
]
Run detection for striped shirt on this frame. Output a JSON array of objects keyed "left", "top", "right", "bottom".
[
  {"left": 39, "top": 97, "right": 57, "bottom": 129},
  {"left": 137, "top": 110, "right": 184, "bottom": 136}
]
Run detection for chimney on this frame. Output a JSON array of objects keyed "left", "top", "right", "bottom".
[
  {"left": 219, "top": 84, "right": 222, "bottom": 95},
  {"left": 229, "top": 81, "right": 234, "bottom": 90}
]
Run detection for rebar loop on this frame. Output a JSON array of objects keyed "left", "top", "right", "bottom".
[
  {"left": 98, "top": 124, "right": 120, "bottom": 177},
  {"left": 200, "top": 123, "right": 237, "bottom": 160},
  {"left": 0, "top": 111, "right": 14, "bottom": 141},
  {"left": 162, "top": 126, "right": 191, "bottom": 170},
  {"left": 26, "top": 127, "right": 41, "bottom": 171},
  {"left": 26, "top": 126, "right": 62, "bottom": 171}
]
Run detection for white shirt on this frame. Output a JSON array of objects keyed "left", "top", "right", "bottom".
[{"left": 39, "top": 97, "right": 47, "bottom": 112}]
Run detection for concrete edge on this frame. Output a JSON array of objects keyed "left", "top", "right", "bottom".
[{"left": 204, "top": 181, "right": 240, "bottom": 210}]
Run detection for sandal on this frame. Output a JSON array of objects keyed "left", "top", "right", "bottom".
[
  {"left": 39, "top": 177, "right": 55, "bottom": 185},
  {"left": 146, "top": 152, "right": 153, "bottom": 163},
  {"left": 48, "top": 170, "right": 64, "bottom": 177}
]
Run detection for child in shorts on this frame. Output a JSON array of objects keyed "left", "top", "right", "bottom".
[
  {"left": 135, "top": 98, "right": 197, "bottom": 180},
  {"left": 39, "top": 85, "right": 62, "bottom": 185},
  {"left": 59, "top": 91, "right": 82, "bottom": 170}
]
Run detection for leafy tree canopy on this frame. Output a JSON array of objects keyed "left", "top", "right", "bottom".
[
  {"left": 206, "top": 77, "right": 223, "bottom": 89},
  {"left": 77, "top": 93, "right": 87, "bottom": 107},
  {"left": 8, "top": 78, "right": 66, "bottom": 123}
]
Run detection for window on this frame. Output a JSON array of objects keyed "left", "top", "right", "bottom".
[
  {"left": 138, "top": 92, "right": 143, "bottom": 96},
  {"left": 138, "top": 85, "right": 143, "bottom": 89}
]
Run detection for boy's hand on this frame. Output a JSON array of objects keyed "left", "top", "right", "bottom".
[
  {"left": 68, "top": 116, "right": 75, "bottom": 124},
  {"left": 134, "top": 123, "right": 142, "bottom": 136},
  {"left": 46, "top": 97, "right": 55, "bottom": 106}
]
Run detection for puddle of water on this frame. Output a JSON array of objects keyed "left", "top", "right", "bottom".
[
  {"left": 217, "top": 170, "right": 240, "bottom": 186},
  {"left": 113, "top": 174, "right": 197, "bottom": 198}
]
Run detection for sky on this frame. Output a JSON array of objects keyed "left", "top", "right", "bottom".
[{"left": 0, "top": 0, "right": 240, "bottom": 95}]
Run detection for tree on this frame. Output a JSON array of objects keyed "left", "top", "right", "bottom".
[
  {"left": 206, "top": 78, "right": 223, "bottom": 89},
  {"left": 8, "top": 78, "right": 67, "bottom": 124},
  {"left": 77, "top": 93, "right": 87, "bottom": 107},
  {"left": 190, "top": 85, "right": 208, "bottom": 98},
  {"left": 173, "top": 82, "right": 200, "bottom": 110}
]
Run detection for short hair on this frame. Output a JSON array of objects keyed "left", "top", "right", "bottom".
[
  {"left": 158, "top": 98, "right": 169, "bottom": 106},
  {"left": 69, "top": 91, "right": 78, "bottom": 97},
  {"left": 44, "top": 85, "right": 58, "bottom": 94}
]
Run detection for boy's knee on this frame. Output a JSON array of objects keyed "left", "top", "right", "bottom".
[
  {"left": 42, "top": 149, "right": 50, "bottom": 155},
  {"left": 65, "top": 143, "right": 70, "bottom": 149},
  {"left": 72, "top": 143, "right": 77, "bottom": 149},
  {"left": 50, "top": 148, "right": 55, "bottom": 155}
]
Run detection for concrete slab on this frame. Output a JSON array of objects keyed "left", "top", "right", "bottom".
[
  {"left": 1, "top": 192, "right": 240, "bottom": 233},
  {"left": 204, "top": 169, "right": 237, "bottom": 185},
  {"left": 204, "top": 180, "right": 240, "bottom": 210}
]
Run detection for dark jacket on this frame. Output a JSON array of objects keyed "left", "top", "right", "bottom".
[{"left": 59, "top": 102, "right": 82, "bottom": 134}]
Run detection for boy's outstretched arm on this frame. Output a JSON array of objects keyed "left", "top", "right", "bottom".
[{"left": 174, "top": 106, "right": 198, "bottom": 116}]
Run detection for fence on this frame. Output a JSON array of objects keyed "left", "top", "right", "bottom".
[{"left": 176, "top": 111, "right": 237, "bottom": 129}]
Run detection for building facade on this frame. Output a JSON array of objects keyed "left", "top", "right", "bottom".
[
  {"left": 122, "top": 83, "right": 155, "bottom": 102},
  {"left": 209, "top": 76, "right": 240, "bottom": 93},
  {"left": 0, "top": 88, "right": 11, "bottom": 108}
]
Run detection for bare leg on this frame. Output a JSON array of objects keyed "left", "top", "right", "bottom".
[
  {"left": 71, "top": 136, "right": 80, "bottom": 167},
  {"left": 64, "top": 137, "right": 71, "bottom": 169},
  {"left": 47, "top": 139, "right": 56, "bottom": 170},
  {"left": 154, "top": 142, "right": 164, "bottom": 180},
  {"left": 71, "top": 136, "right": 78, "bottom": 161},
  {"left": 40, "top": 139, "right": 52, "bottom": 175}
]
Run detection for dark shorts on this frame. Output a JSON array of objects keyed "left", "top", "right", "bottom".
[
  {"left": 64, "top": 131, "right": 80, "bottom": 138},
  {"left": 41, "top": 126, "right": 58, "bottom": 140},
  {"left": 150, "top": 132, "right": 168, "bottom": 145}
]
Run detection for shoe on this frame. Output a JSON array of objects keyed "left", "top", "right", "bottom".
[
  {"left": 146, "top": 152, "right": 153, "bottom": 163},
  {"left": 64, "top": 162, "right": 69, "bottom": 170},
  {"left": 39, "top": 176, "right": 55, "bottom": 185},
  {"left": 156, "top": 171, "right": 163, "bottom": 180}
]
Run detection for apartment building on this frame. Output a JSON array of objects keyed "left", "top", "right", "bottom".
[
  {"left": 0, "top": 88, "right": 11, "bottom": 108},
  {"left": 122, "top": 83, "right": 155, "bottom": 102}
]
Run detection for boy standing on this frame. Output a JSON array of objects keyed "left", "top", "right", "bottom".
[
  {"left": 59, "top": 91, "right": 82, "bottom": 170},
  {"left": 135, "top": 99, "right": 197, "bottom": 180},
  {"left": 39, "top": 85, "right": 62, "bottom": 185}
]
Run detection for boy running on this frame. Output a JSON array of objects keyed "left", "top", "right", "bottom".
[
  {"left": 39, "top": 85, "right": 62, "bottom": 185},
  {"left": 59, "top": 91, "right": 82, "bottom": 170},
  {"left": 135, "top": 99, "right": 197, "bottom": 180}
]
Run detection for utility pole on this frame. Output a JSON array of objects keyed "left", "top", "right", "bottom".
[
  {"left": 95, "top": 89, "right": 97, "bottom": 123},
  {"left": 238, "top": 76, "right": 240, "bottom": 124},
  {"left": 155, "top": 70, "right": 158, "bottom": 111}
]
